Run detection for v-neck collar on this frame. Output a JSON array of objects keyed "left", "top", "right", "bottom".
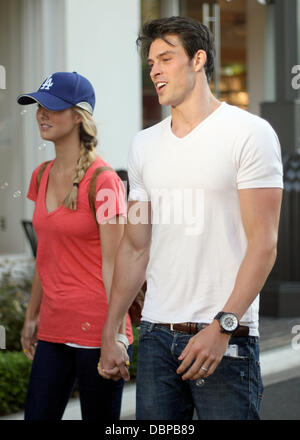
[
  {"left": 43, "top": 160, "right": 66, "bottom": 215},
  {"left": 168, "top": 102, "right": 226, "bottom": 142}
]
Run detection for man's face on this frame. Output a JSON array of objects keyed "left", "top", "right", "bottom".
[{"left": 147, "top": 35, "right": 197, "bottom": 107}]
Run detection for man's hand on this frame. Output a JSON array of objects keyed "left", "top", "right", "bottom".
[
  {"left": 176, "top": 320, "right": 231, "bottom": 381},
  {"left": 98, "top": 340, "right": 130, "bottom": 382}
]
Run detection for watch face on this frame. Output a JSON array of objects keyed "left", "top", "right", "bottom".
[{"left": 220, "top": 314, "right": 238, "bottom": 332}]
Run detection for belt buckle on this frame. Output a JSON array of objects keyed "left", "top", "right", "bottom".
[{"left": 170, "top": 323, "right": 174, "bottom": 331}]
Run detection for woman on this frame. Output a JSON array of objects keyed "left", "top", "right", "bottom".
[{"left": 17, "top": 71, "right": 133, "bottom": 420}]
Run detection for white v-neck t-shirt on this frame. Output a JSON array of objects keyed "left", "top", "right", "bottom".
[{"left": 127, "top": 102, "right": 283, "bottom": 336}]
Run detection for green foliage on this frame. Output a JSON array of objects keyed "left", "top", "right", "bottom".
[
  {"left": 0, "top": 272, "right": 31, "bottom": 351},
  {"left": 0, "top": 272, "right": 140, "bottom": 416},
  {"left": 129, "top": 325, "right": 139, "bottom": 379},
  {"left": 0, "top": 351, "right": 31, "bottom": 416}
]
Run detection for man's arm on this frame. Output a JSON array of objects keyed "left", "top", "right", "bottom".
[
  {"left": 100, "top": 215, "right": 127, "bottom": 334},
  {"left": 176, "top": 187, "right": 283, "bottom": 381},
  {"left": 99, "top": 201, "right": 152, "bottom": 381}
]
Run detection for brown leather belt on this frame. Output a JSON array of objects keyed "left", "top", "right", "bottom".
[{"left": 157, "top": 322, "right": 249, "bottom": 337}]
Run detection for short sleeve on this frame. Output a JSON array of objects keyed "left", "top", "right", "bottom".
[
  {"left": 236, "top": 120, "right": 284, "bottom": 190},
  {"left": 127, "top": 134, "right": 150, "bottom": 202},
  {"left": 27, "top": 164, "right": 44, "bottom": 202},
  {"left": 95, "top": 171, "right": 127, "bottom": 224}
]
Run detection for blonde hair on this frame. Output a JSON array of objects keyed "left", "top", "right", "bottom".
[{"left": 63, "top": 107, "right": 97, "bottom": 210}]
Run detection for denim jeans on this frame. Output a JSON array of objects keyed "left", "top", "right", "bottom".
[
  {"left": 25, "top": 340, "right": 132, "bottom": 420},
  {"left": 136, "top": 321, "right": 263, "bottom": 420}
]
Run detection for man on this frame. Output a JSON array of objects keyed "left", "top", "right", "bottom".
[{"left": 99, "top": 17, "right": 283, "bottom": 420}]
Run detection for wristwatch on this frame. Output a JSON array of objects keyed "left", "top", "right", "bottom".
[{"left": 214, "top": 312, "right": 239, "bottom": 334}]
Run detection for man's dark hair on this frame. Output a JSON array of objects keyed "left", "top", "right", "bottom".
[{"left": 136, "top": 16, "right": 215, "bottom": 83}]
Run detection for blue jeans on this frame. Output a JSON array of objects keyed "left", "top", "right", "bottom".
[
  {"left": 25, "top": 340, "right": 132, "bottom": 420},
  {"left": 136, "top": 321, "right": 263, "bottom": 420}
]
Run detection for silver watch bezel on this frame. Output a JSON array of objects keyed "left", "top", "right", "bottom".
[{"left": 219, "top": 313, "right": 239, "bottom": 332}]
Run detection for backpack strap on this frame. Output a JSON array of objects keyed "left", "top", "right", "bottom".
[
  {"left": 36, "top": 160, "right": 52, "bottom": 192},
  {"left": 36, "top": 162, "right": 114, "bottom": 224},
  {"left": 88, "top": 166, "right": 114, "bottom": 224}
]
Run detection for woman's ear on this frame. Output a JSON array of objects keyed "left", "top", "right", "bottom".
[{"left": 73, "top": 111, "right": 82, "bottom": 125}]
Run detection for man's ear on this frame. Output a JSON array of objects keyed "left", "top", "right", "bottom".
[{"left": 194, "top": 49, "right": 207, "bottom": 73}]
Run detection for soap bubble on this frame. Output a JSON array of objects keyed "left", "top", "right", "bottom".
[
  {"left": 13, "top": 190, "right": 22, "bottom": 198},
  {"left": 81, "top": 322, "right": 91, "bottom": 331},
  {"left": 38, "top": 143, "right": 47, "bottom": 151},
  {"left": 195, "top": 378, "right": 205, "bottom": 387}
]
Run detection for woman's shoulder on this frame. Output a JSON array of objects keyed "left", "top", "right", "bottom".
[
  {"left": 27, "top": 160, "right": 54, "bottom": 201},
  {"left": 85, "top": 156, "right": 117, "bottom": 181},
  {"left": 31, "top": 159, "right": 54, "bottom": 184},
  {"left": 86, "top": 156, "right": 111, "bottom": 173},
  {"left": 32, "top": 159, "right": 54, "bottom": 173}
]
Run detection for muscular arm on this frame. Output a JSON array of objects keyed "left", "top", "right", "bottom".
[
  {"left": 99, "top": 201, "right": 152, "bottom": 380},
  {"left": 177, "top": 187, "right": 283, "bottom": 381},
  {"left": 100, "top": 215, "right": 126, "bottom": 334},
  {"left": 221, "top": 187, "right": 282, "bottom": 317}
]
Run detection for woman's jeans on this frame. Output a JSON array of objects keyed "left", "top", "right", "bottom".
[
  {"left": 25, "top": 340, "right": 132, "bottom": 420},
  {"left": 136, "top": 321, "right": 264, "bottom": 420}
]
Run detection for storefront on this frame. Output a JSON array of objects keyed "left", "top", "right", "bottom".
[
  {"left": 0, "top": 0, "right": 299, "bottom": 257},
  {"left": 0, "top": 0, "right": 141, "bottom": 255},
  {"left": 141, "top": 0, "right": 276, "bottom": 128}
]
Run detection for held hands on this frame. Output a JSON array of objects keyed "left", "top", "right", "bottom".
[
  {"left": 98, "top": 340, "right": 130, "bottom": 382},
  {"left": 21, "top": 319, "right": 38, "bottom": 360},
  {"left": 176, "top": 320, "right": 231, "bottom": 381}
]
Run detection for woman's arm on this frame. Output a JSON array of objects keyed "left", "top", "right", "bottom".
[{"left": 21, "top": 265, "right": 43, "bottom": 360}]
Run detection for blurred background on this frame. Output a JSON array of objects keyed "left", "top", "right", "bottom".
[{"left": 0, "top": 0, "right": 300, "bottom": 420}]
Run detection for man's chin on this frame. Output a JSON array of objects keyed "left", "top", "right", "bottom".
[{"left": 158, "top": 96, "right": 171, "bottom": 106}]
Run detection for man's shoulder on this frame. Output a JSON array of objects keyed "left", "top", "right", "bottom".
[
  {"left": 222, "top": 104, "right": 281, "bottom": 156},
  {"left": 223, "top": 102, "right": 273, "bottom": 134}
]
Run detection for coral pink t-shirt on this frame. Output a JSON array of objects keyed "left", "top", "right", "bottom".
[{"left": 27, "top": 157, "right": 133, "bottom": 347}]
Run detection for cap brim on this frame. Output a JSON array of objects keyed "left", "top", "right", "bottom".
[
  {"left": 76, "top": 102, "right": 94, "bottom": 115},
  {"left": 17, "top": 91, "right": 73, "bottom": 111}
]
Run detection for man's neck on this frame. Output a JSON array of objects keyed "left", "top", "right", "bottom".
[{"left": 170, "top": 87, "right": 221, "bottom": 139}]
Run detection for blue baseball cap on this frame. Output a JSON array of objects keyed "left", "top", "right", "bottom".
[{"left": 17, "top": 71, "right": 95, "bottom": 115}]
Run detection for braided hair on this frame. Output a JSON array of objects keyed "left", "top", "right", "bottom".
[{"left": 63, "top": 107, "right": 97, "bottom": 210}]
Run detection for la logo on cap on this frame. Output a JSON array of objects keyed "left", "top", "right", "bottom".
[
  {"left": 40, "top": 75, "right": 54, "bottom": 91},
  {"left": 17, "top": 71, "right": 95, "bottom": 114}
]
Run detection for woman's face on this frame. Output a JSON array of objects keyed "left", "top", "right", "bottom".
[{"left": 36, "top": 105, "right": 81, "bottom": 142}]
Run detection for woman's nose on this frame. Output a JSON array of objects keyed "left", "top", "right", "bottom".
[{"left": 39, "top": 106, "right": 49, "bottom": 118}]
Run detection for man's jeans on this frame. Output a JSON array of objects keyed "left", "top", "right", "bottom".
[{"left": 136, "top": 321, "right": 264, "bottom": 420}]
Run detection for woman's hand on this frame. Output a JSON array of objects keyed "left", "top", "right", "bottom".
[
  {"left": 97, "top": 341, "right": 130, "bottom": 382},
  {"left": 21, "top": 265, "right": 43, "bottom": 360},
  {"left": 21, "top": 319, "right": 38, "bottom": 360}
]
